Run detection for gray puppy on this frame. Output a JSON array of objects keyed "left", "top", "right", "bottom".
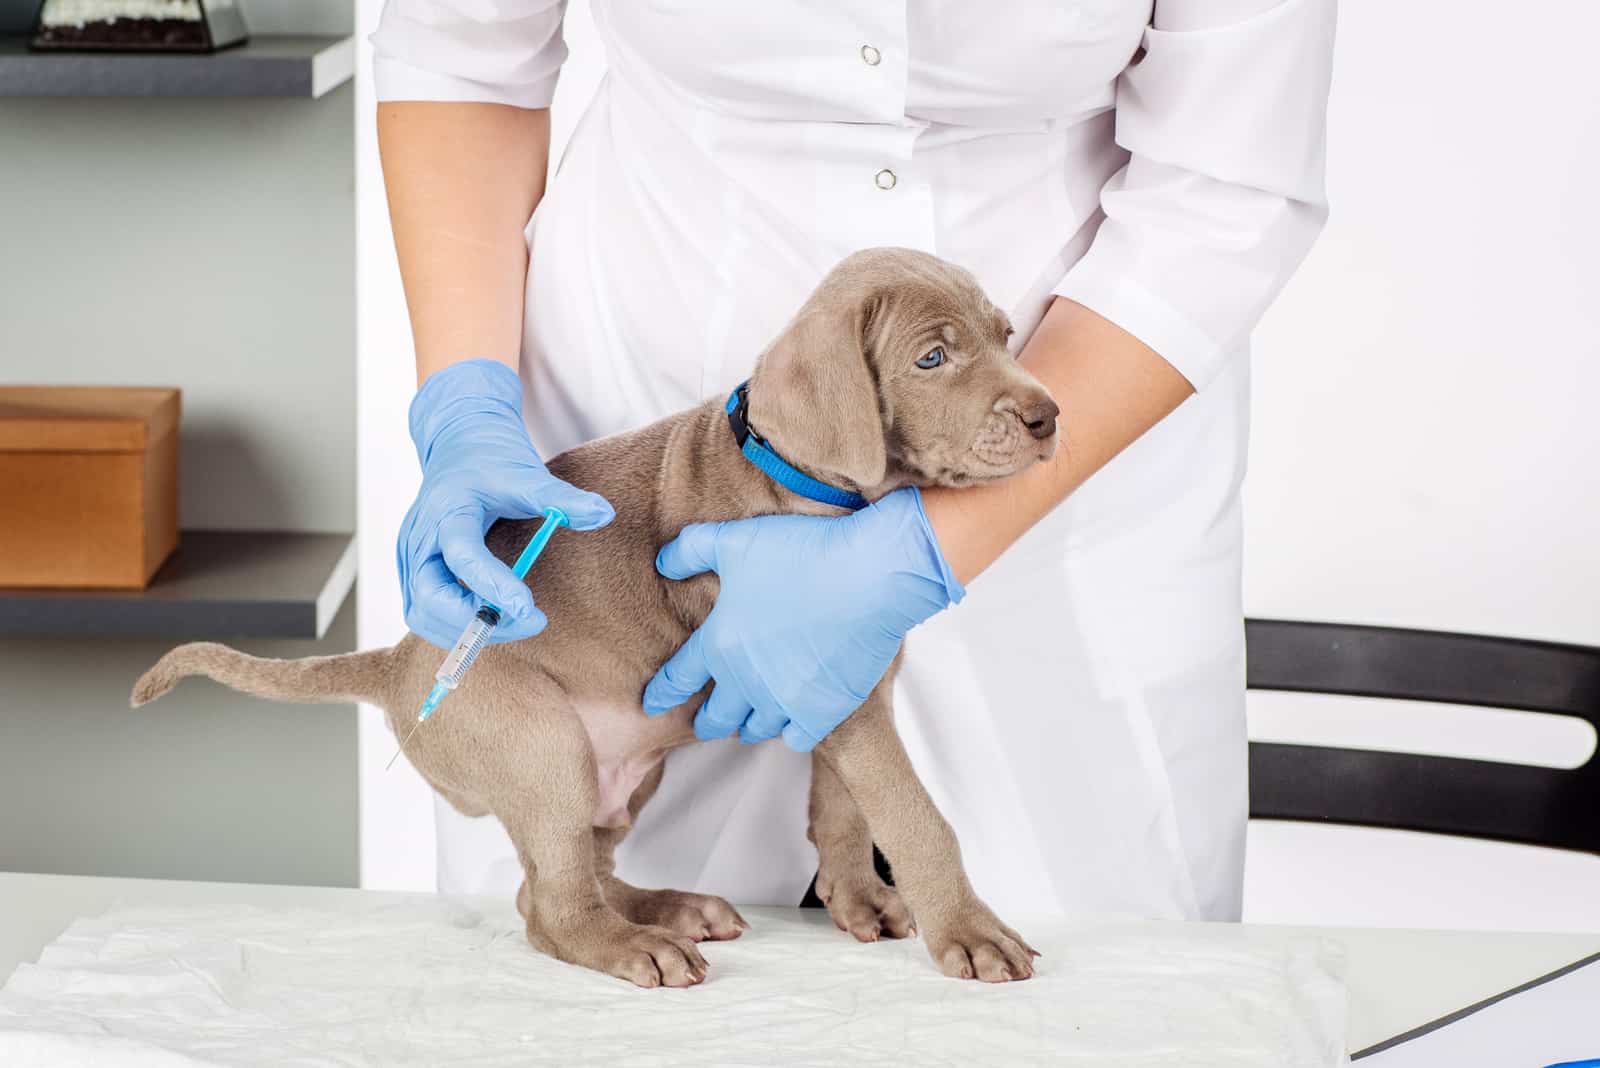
[{"left": 134, "top": 248, "right": 1060, "bottom": 988}]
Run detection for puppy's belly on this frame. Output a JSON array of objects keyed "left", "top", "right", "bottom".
[{"left": 574, "top": 699, "right": 695, "bottom": 829}]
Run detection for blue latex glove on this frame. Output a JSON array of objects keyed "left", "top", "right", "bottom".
[
  {"left": 398, "top": 359, "right": 613, "bottom": 649},
  {"left": 642, "top": 487, "right": 964, "bottom": 751}
]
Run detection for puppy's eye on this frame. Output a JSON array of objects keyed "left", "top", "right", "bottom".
[{"left": 915, "top": 346, "right": 946, "bottom": 370}]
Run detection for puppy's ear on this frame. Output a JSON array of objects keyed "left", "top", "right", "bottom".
[{"left": 747, "top": 288, "right": 888, "bottom": 491}]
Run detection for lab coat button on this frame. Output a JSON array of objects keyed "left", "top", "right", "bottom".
[
  {"left": 860, "top": 44, "right": 881, "bottom": 66},
  {"left": 874, "top": 168, "right": 897, "bottom": 190}
]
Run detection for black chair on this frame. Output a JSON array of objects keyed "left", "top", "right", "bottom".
[
  {"left": 1247, "top": 618, "right": 1600, "bottom": 854},
  {"left": 802, "top": 617, "right": 1600, "bottom": 907}
]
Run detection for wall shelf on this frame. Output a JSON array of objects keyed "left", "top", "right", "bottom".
[
  {"left": 0, "top": 34, "right": 354, "bottom": 98},
  {"left": 0, "top": 530, "right": 355, "bottom": 639}
]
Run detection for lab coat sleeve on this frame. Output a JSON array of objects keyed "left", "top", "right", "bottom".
[
  {"left": 1054, "top": 0, "right": 1336, "bottom": 390},
  {"left": 371, "top": 0, "right": 567, "bottom": 108}
]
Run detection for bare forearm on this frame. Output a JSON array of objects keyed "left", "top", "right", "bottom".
[
  {"left": 377, "top": 102, "right": 550, "bottom": 384},
  {"left": 922, "top": 297, "right": 1195, "bottom": 584}
]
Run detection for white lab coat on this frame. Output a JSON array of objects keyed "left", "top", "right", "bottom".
[{"left": 372, "top": 0, "right": 1334, "bottom": 922}]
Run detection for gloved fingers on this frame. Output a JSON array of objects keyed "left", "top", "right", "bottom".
[
  {"left": 407, "top": 555, "right": 550, "bottom": 648},
  {"left": 476, "top": 598, "right": 549, "bottom": 643},
  {"left": 738, "top": 705, "right": 788, "bottom": 745},
  {"left": 781, "top": 722, "right": 821, "bottom": 753},
  {"left": 409, "top": 553, "right": 551, "bottom": 647},
  {"left": 403, "top": 556, "right": 469, "bottom": 649},
  {"left": 642, "top": 628, "right": 712, "bottom": 716},
  {"left": 436, "top": 510, "right": 537, "bottom": 622},
  {"left": 514, "top": 478, "right": 615, "bottom": 532},
  {"left": 395, "top": 512, "right": 421, "bottom": 622},
  {"left": 695, "top": 681, "right": 753, "bottom": 742},
  {"left": 654, "top": 522, "right": 723, "bottom": 580}
]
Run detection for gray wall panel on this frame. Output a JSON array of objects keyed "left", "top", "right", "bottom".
[{"left": 0, "top": 592, "right": 359, "bottom": 886}]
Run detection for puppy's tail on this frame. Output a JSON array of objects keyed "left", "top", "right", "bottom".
[{"left": 131, "top": 642, "right": 396, "bottom": 709}]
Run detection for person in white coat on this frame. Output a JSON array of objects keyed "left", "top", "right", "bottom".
[{"left": 374, "top": 0, "right": 1336, "bottom": 923}]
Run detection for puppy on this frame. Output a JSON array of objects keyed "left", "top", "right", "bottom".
[{"left": 133, "top": 248, "right": 1060, "bottom": 988}]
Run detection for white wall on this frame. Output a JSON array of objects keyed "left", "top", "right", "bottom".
[
  {"left": 353, "top": 0, "right": 430, "bottom": 891},
  {"left": 354, "top": 0, "right": 1600, "bottom": 926},
  {"left": 1242, "top": 0, "right": 1600, "bottom": 929}
]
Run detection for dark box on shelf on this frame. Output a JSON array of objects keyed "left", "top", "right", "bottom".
[
  {"left": 0, "top": 386, "right": 180, "bottom": 589},
  {"left": 29, "top": 0, "right": 249, "bottom": 54}
]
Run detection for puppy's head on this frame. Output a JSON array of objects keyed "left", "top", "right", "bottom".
[{"left": 748, "top": 248, "right": 1059, "bottom": 496}]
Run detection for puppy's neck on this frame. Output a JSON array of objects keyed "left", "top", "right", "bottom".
[
  {"left": 654, "top": 400, "right": 863, "bottom": 538},
  {"left": 737, "top": 381, "right": 913, "bottom": 506}
]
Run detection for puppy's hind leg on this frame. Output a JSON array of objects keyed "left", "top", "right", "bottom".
[
  {"left": 486, "top": 690, "right": 708, "bottom": 988},
  {"left": 808, "top": 752, "right": 914, "bottom": 943},
  {"left": 593, "top": 764, "right": 748, "bottom": 942}
]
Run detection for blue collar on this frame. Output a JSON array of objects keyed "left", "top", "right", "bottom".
[{"left": 726, "top": 382, "right": 868, "bottom": 511}]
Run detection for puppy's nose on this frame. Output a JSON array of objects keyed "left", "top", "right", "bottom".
[{"left": 1020, "top": 397, "right": 1059, "bottom": 440}]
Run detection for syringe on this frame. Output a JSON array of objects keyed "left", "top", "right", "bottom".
[{"left": 386, "top": 505, "right": 570, "bottom": 771}]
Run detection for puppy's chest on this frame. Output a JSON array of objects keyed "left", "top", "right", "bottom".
[{"left": 574, "top": 698, "right": 695, "bottom": 829}]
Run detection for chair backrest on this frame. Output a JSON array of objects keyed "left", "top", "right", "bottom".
[{"left": 1246, "top": 619, "right": 1600, "bottom": 854}]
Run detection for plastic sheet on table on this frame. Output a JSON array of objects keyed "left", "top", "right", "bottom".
[{"left": 0, "top": 900, "right": 1349, "bottom": 1066}]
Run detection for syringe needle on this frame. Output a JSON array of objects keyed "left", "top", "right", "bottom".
[
  {"left": 385, "top": 718, "right": 424, "bottom": 772},
  {"left": 387, "top": 677, "right": 452, "bottom": 770}
]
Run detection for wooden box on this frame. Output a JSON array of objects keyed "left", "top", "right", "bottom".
[{"left": 0, "top": 387, "right": 180, "bottom": 589}]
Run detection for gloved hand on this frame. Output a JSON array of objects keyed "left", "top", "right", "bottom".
[
  {"left": 398, "top": 359, "right": 613, "bottom": 649},
  {"left": 642, "top": 487, "right": 964, "bottom": 751}
]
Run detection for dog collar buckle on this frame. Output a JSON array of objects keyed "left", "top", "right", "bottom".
[
  {"left": 725, "top": 382, "right": 868, "bottom": 512},
  {"left": 725, "top": 381, "right": 761, "bottom": 449}
]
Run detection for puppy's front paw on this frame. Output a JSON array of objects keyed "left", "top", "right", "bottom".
[
  {"left": 817, "top": 870, "right": 915, "bottom": 943},
  {"left": 923, "top": 900, "right": 1039, "bottom": 983}
]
